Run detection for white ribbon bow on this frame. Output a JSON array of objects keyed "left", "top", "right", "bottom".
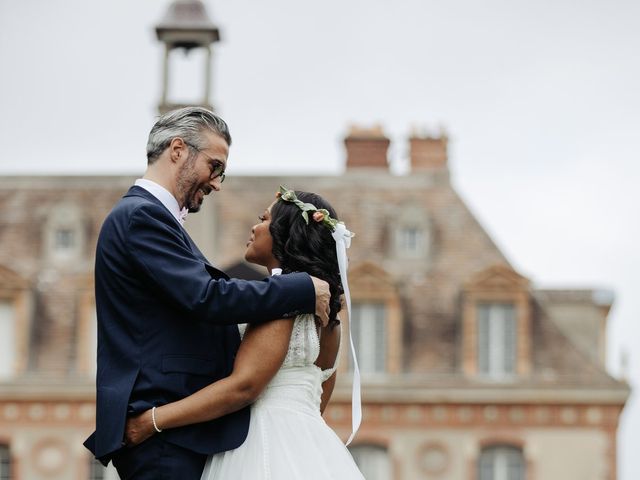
[{"left": 331, "top": 223, "right": 360, "bottom": 446}]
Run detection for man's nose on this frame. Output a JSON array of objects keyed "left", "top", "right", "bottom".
[{"left": 209, "top": 176, "right": 222, "bottom": 191}]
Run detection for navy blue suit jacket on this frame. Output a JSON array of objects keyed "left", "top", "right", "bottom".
[{"left": 84, "top": 186, "right": 314, "bottom": 461}]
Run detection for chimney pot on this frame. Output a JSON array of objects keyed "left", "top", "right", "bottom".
[
  {"left": 409, "top": 132, "right": 448, "bottom": 171},
  {"left": 344, "top": 125, "right": 390, "bottom": 169}
]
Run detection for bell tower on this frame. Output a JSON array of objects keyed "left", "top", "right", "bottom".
[{"left": 155, "top": 0, "right": 221, "bottom": 114}]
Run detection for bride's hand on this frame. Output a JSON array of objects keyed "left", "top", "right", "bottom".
[{"left": 124, "top": 410, "right": 156, "bottom": 447}]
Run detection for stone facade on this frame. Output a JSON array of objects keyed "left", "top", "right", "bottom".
[{"left": 0, "top": 129, "right": 629, "bottom": 479}]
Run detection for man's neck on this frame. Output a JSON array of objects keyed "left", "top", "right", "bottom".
[{"left": 143, "top": 168, "right": 180, "bottom": 207}]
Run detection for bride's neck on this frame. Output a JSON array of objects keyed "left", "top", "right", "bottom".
[{"left": 264, "top": 258, "right": 281, "bottom": 274}]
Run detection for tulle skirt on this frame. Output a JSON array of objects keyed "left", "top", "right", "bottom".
[{"left": 201, "top": 367, "right": 364, "bottom": 479}]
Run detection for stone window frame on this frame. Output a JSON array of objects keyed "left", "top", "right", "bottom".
[
  {"left": 0, "top": 265, "right": 32, "bottom": 379},
  {"left": 339, "top": 262, "right": 402, "bottom": 377},
  {"left": 461, "top": 265, "right": 532, "bottom": 379}
]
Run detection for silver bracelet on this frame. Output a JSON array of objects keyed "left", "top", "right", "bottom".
[{"left": 151, "top": 406, "right": 163, "bottom": 433}]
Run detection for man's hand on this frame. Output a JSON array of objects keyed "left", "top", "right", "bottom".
[
  {"left": 124, "top": 410, "right": 156, "bottom": 447},
  {"left": 310, "top": 276, "right": 330, "bottom": 327}
]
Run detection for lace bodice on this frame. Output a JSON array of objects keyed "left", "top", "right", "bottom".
[
  {"left": 239, "top": 314, "right": 337, "bottom": 382},
  {"left": 282, "top": 314, "right": 319, "bottom": 367}
]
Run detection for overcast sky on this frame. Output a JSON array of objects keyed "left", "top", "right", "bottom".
[{"left": 1, "top": 0, "right": 639, "bottom": 477}]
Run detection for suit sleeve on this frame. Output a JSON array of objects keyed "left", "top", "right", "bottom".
[{"left": 125, "top": 203, "right": 315, "bottom": 325}]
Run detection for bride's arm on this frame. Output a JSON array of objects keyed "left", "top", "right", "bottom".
[
  {"left": 124, "top": 319, "right": 293, "bottom": 446},
  {"left": 315, "top": 324, "right": 341, "bottom": 414}
]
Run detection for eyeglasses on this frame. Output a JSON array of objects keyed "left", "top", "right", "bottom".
[{"left": 185, "top": 142, "right": 226, "bottom": 183}]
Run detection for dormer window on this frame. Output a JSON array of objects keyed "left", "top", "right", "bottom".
[
  {"left": 350, "top": 302, "right": 386, "bottom": 374},
  {"left": 397, "top": 227, "right": 424, "bottom": 256},
  {"left": 55, "top": 228, "right": 76, "bottom": 250},
  {"left": 391, "top": 204, "right": 431, "bottom": 261},
  {"left": 478, "top": 303, "right": 516, "bottom": 379},
  {"left": 43, "top": 203, "right": 86, "bottom": 266},
  {"left": 462, "top": 265, "right": 532, "bottom": 380},
  {"left": 340, "top": 262, "right": 403, "bottom": 377}
]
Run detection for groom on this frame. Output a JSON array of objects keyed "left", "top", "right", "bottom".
[{"left": 84, "top": 107, "right": 330, "bottom": 479}]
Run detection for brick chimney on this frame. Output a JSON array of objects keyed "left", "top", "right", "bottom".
[
  {"left": 409, "top": 129, "right": 448, "bottom": 171},
  {"left": 344, "top": 125, "right": 390, "bottom": 169}
]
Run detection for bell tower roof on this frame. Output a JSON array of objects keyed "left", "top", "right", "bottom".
[
  {"left": 156, "top": 0, "right": 220, "bottom": 49},
  {"left": 154, "top": 0, "right": 222, "bottom": 114}
]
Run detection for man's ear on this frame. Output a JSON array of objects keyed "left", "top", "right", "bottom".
[{"left": 168, "top": 137, "right": 186, "bottom": 164}]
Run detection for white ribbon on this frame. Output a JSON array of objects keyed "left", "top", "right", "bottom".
[{"left": 331, "top": 223, "right": 360, "bottom": 445}]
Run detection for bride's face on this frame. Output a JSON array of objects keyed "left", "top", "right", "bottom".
[{"left": 245, "top": 202, "right": 278, "bottom": 269}]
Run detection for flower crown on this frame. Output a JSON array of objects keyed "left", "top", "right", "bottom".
[{"left": 276, "top": 185, "right": 350, "bottom": 234}]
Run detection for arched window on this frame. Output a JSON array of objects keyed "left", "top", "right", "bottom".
[
  {"left": 478, "top": 445, "right": 525, "bottom": 480},
  {"left": 349, "top": 444, "right": 391, "bottom": 480},
  {"left": 0, "top": 445, "right": 11, "bottom": 480}
]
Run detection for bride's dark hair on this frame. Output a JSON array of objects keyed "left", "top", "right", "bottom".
[{"left": 269, "top": 191, "right": 342, "bottom": 328}]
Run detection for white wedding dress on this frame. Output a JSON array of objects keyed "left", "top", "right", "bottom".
[{"left": 200, "top": 314, "right": 365, "bottom": 479}]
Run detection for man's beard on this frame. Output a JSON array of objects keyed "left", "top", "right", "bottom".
[{"left": 176, "top": 157, "right": 205, "bottom": 213}]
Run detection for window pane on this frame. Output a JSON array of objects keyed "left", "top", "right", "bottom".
[
  {"left": 398, "top": 227, "right": 424, "bottom": 256},
  {"left": 350, "top": 303, "right": 386, "bottom": 374},
  {"left": 478, "top": 306, "right": 490, "bottom": 373},
  {"left": 503, "top": 307, "right": 516, "bottom": 374},
  {"left": 0, "top": 302, "right": 15, "bottom": 379},
  {"left": 89, "top": 458, "right": 119, "bottom": 480},
  {"left": 88, "top": 308, "right": 98, "bottom": 375},
  {"left": 0, "top": 445, "right": 10, "bottom": 480},
  {"left": 477, "top": 304, "right": 516, "bottom": 378},
  {"left": 479, "top": 446, "right": 524, "bottom": 480},
  {"left": 89, "top": 458, "right": 105, "bottom": 480},
  {"left": 55, "top": 228, "right": 75, "bottom": 249},
  {"left": 349, "top": 445, "right": 391, "bottom": 480}
]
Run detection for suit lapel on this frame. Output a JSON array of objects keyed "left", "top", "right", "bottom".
[{"left": 124, "top": 185, "right": 229, "bottom": 280}]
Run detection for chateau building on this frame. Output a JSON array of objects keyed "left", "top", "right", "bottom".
[
  {"left": 0, "top": 1, "right": 629, "bottom": 479},
  {"left": 0, "top": 127, "right": 630, "bottom": 479}
]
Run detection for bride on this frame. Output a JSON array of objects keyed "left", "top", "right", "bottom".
[{"left": 125, "top": 187, "right": 364, "bottom": 479}]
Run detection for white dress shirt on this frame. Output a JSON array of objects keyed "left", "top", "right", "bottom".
[{"left": 134, "top": 178, "right": 185, "bottom": 225}]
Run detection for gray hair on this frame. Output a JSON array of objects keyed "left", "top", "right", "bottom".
[{"left": 146, "top": 107, "right": 232, "bottom": 164}]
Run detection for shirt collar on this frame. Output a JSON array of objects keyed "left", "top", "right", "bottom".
[{"left": 134, "top": 178, "right": 183, "bottom": 224}]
